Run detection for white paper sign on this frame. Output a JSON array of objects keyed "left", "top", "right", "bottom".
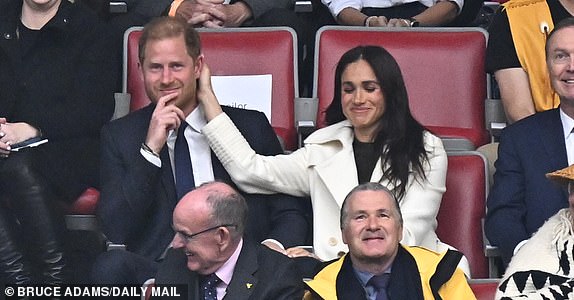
[{"left": 211, "top": 75, "right": 273, "bottom": 122}]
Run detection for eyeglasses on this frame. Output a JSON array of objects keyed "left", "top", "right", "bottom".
[{"left": 174, "top": 224, "right": 237, "bottom": 243}]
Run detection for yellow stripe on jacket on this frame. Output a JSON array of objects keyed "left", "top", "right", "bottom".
[{"left": 504, "top": 0, "right": 560, "bottom": 111}]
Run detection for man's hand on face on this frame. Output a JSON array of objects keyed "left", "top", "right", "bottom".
[{"left": 145, "top": 93, "right": 186, "bottom": 153}]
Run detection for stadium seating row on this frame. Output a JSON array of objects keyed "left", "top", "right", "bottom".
[{"left": 66, "top": 26, "right": 496, "bottom": 280}]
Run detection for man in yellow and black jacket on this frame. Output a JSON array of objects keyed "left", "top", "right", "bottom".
[{"left": 303, "top": 182, "right": 475, "bottom": 300}]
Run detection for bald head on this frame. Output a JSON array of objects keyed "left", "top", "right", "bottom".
[
  {"left": 171, "top": 182, "right": 248, "bottom": 274},
  {"left": 174, "top": 181, "right": 248, "bottom": 239}
]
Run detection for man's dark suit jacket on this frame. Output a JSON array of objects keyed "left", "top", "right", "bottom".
[
  {"left": 97, "top": 104, "right": 309, "bottom": 261},
  {"left": 485, "top": 108, "right": 568, "bottom": 263},
  {"left": 155, "top": 241, "right": 304, "bottom": 300}
]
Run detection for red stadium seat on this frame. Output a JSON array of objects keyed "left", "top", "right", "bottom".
[
  {"left": 437, "top": 151, "right": 489, "bottom": 278},
  {"left": 313, "top": 26, "right": 489, "bottom": 150},
  {"left": 123, "top": 26, "right": 299, "bottom": 150},
  {"left": 65, "top": 27, "right": 300, "bottom": 230},
  {"left": 469, "top": 278, "right": 499, "bottom": 299}
]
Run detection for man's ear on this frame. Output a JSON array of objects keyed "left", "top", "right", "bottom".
[
  {"left": 195, "top": 54, "right": 205, "bottom": 77},
  {"left": 216, "top": 226, "right": 231, "bottom": 246},
  {"left": 138, "top": 61, "right": 144, "bottom": 82}
]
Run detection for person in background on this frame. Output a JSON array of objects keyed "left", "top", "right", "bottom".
[
  {"left": 304, "top": 182, "right": 475, "bottom": 299},
  {"left": 485, "top": 17, "right": 574, "bottom": 264},
  {"left": 92, "top": 16, "right": 309, "bottom": 284},
  {"left": 321, "top": 0, "right": 462, "bottom": 27},
  {"left": 155, "top": 181, "right": 304, "bottom": 300},
  {"left": 496, "top": 164, "right": 574, "bottom": 299},
  {"left": 486, "top": 0, "right": 573, "bottom": 123},
  {"left": 197, "top": 45, "right": 465, "bottom": 273},
  {"left": 0, "top": 0, "right": 118, "bottom": 283}
]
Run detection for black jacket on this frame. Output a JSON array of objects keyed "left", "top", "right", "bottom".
[
  {"left": 98, "top": 105, "right": 310, "bottom": 260},
  {"left": 0, "top": 0, "right": 119, "bottom": 200}
]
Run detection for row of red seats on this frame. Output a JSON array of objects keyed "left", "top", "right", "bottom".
[{"left": 68, "top": 27, "right": 494, "bottom": 282}]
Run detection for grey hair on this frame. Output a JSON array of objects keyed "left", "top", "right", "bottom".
[
  {"left": 200, "top": 181, "right": 248, "bottom": 240},
  {"left": 340, "top": 182, "right": 403, "bottom": 228}
]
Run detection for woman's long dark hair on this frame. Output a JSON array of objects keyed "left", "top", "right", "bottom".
[{"left": 325, "top": 46, "right": 429, "bottom": 200}]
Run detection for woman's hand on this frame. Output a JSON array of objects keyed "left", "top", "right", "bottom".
[
  {"left": 197, "top": 63, "right": 224, "bottom": 121},
  {"left": 285, "top": 247, "right": 321, "bottom": 260},
  {"left": 0, "top": 121, "right": 41, "bottom": 158}
]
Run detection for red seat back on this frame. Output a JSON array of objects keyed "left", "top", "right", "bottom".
[
  {"left": 469, "top": 279, "right": 499, "bottom": 299},
  {"left": 124, "top": 27, "right": 298, "bottom": 150},
  {"left": 437, "top": 151, "right": 489, "bottom": 278},
  {"left": 314, "top": 27, "right": 489, "bottom": 148}
]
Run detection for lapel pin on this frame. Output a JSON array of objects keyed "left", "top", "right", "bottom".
[{"left": 246, "top": 283, "right": 253, "bottom": 289}]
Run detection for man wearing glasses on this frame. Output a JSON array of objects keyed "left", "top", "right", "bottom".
[
  {"left": 92, "top": 16, "right": 309, "bottom": 284},
  {"left": 155, "top": 181, "right": 304, "bottom": 299}
]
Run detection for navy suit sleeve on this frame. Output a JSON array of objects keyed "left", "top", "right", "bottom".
[
  {"left": 231, "top": 108, "right": 310, "bottom": 248},
  {"left": 98, "top": 117, "right": 166, "bottom": 245},
  {"left": 485, "top": 127, "right": 529, "bottom": 263}
]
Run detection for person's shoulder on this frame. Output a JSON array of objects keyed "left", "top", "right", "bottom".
[
  {"left": 256, "top": 244, "right": 293, "bottom": 264},
  {"left": 403, "top": 245, "right": 444, "bottom": 260},
  {"left": 422, "top": 131, "right": 443, "bottom": 146},
  {"left": 61, "top": 0, "right": 106, "bottom": 29},
  {"left": 503, "top": 109, "right": 559, "bottom": 135},
  {"left": 502, "top": 0, "right": 548, "bottom": 9},
  {"left": 304, "top": 120, "right": 353, "bottom": 145},
  {"left": 104, "top": 105, "right": 154, "bottom": 133},
  {"left": 403, "top": 246, "right": 464, "bottom": 277}
]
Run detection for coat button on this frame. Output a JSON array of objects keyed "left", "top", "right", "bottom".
[
  {"left": 3, "top": 33, "right": 12, "bottom": 39},
  {"left": 328, "top": 237, "right": 338, "bottom": 246}
]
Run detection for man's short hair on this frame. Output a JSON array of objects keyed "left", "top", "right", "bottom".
[
  {"left": 545, "top": 17, "right": 574, "bottom": 57},
  {"left": 138, "top": 16, "right": 202, "bottom": 64},
  {"left": 339, "top": 182, "right": 403, "bottom": 228},
  {"left": 201, "top": 182, "right": 248, "bottom": 240}
]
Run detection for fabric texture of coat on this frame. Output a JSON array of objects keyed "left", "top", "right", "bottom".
[{"left": 203, "top": 113, "right": 448, "bottom": 261}]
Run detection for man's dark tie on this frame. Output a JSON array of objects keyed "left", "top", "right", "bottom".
[
  {"left": 200, "top": 273, "right": 221, "bottom": 300},
  {"left": 368, "top": 273, "right": 390, "bottom": 300},
  {"left": 174, "top": 123, "right": 194, "bottom": 199}
]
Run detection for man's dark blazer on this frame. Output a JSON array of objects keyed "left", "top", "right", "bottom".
[
  {"left": 97, "top": 104, "right": 309, "bottom": 261},
  {"left": 155, "top": 240, "right": 304, "bottom": 300},
  {"left": 485, "top": 108, "right": 568, "bottom": 263}
]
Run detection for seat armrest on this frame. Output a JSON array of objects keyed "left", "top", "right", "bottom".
[
  {"left": 109, "top": 1, "right": 128, "bottom": 14},
  {"left": 112, "top": 92, "right": 131, "bottom": 120},
  {"left": 482, "top": 218, "right": 502, "bottom": 278},
  {"left": 294, "top": 0, "right": 313, "bottom": 12},
  {"left": 295, "top": 97, "right": 318, "bottom": 148},
  {"left": 485, "top": 98, "right": 507, "bottom": 141},
  {"left": 106, "top": 241, "right": 127, "bottom": 251}
]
